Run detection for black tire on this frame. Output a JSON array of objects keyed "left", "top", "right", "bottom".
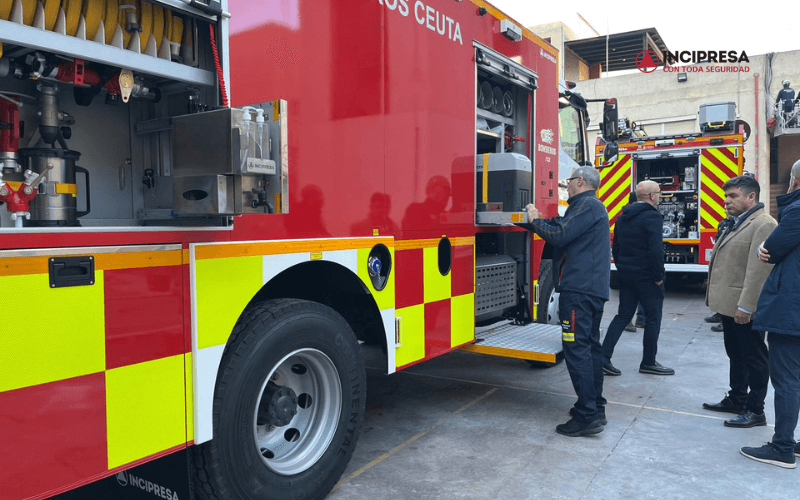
[
  {"left": 190, "top": 298, "right": 366, "bottom": 500},
  {"left": 535, "top": 259, "right": 558, "bottom": 325}
]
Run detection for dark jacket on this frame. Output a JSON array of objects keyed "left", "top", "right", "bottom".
[
  {"left": 753, "top": 189, "right": 800, "bottom": 335},
  {"left": 777, "top": 87, "right": 796, "bottom": 112},
  {"left": 520, "top": 190, "right": 610, "bottom": 301},
  {"left": 612, "top": 202, "right": 665, "bottom": 283}
]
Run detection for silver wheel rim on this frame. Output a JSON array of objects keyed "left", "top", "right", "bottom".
[
  {"left": 547, "top": 290, "right": 560, "bottom": 325},
  {"left": 253, "top": 348, "right": 342, "bottom": 476}
]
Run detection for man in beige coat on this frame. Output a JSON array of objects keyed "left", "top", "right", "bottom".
[{"left": 703, "top": 175, "right": 777, "bottom": 427}]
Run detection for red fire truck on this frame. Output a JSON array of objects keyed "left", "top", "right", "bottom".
[
  {"left": 0, "top": 1, "right": 614, "bottom": 499},
  {"left": 594, "top": 103, "right": 746, "bottom": 277}
]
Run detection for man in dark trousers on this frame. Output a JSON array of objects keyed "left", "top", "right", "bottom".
[
  {"left": 521, "top": 166, "right": 610, "bottom": 437},
  {"left": 703, "top": 175, "right": 776, "bottom": 428},
  {"left": 741, "top": 160, "right": 800, "bottom": 468},
  {"left": 601, "top": 180, "right": 672, "bottom": 376}
]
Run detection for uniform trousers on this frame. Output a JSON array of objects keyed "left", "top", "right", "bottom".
[{"left": 559, "top": 291, "right": 607, "bottom": 423}]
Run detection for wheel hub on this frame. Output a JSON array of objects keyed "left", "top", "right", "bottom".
[{"left": 260, "top": 385, "right": 298, "bottom": 427}]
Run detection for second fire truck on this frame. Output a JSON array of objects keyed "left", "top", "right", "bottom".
[{"left": 595, "top": 102, "right": 747, "bottom": 276}]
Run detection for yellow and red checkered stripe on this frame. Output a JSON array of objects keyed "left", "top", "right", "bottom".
[
  {"left": 190, "top": 237, "right": 398, "bottom": 444},
  {"left": 393, "top": 237, "right": 475, "bottom": 370},
  {"left": 700, "top": 147, "right": 742, "bottom": 230},
  {"left": 0, "top": 246, "right": 189, "bottom": 500},
  {"left": 596, "top": 154, "right": 632, "bottom": 231}
]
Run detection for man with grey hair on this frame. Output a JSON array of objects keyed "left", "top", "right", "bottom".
[
  {"left": 601, "top": 180, "right": 672, "bottom": 376},
  {"left": 520, "top": 166, "right": 610, "bottom": 437},
  {"left": 741, "top": 160, "right": 800, "bottom": 468}
]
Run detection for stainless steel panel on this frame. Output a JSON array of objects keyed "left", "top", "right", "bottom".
[
  {"left": 475, "top": 255, "right": 518, "bottom": 316},
  {"left": 173, "top": 175, "right": 235, "bottom": 215}
]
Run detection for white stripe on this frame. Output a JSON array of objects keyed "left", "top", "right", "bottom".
[
  {"left": 382, "top": 308, "right": 396, "bottom": 374},
  {"left": 194, "top": 344, "right": 225, "bottom": 444}
]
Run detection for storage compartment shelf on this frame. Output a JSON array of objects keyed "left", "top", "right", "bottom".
[
  {"left": 477, "top": 107, "right": 514, "bottom": 126},
  {"left": 0, "top": 20, "right": 215, "bottom": 86}
]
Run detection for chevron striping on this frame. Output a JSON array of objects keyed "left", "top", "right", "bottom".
[{"left": 597, "top": 156, "right": 630, "bottom": 198}]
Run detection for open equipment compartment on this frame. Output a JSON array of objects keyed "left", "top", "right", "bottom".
[
  {"left": 474, "top": 42, "right": 536, "bottom": 226},
  {"left": 0, "top": 0, "right": 287, "bottom": 230}
]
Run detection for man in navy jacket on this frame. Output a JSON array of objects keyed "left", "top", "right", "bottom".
[
  {"left": 521, "top": 166, "right": 610, "bottom": 437},
  {"left": 601, "top": 180, "right": 672, "bottom": 376},
  {"left": 741, "top": 160, "right": 800, "bottom": 468}
]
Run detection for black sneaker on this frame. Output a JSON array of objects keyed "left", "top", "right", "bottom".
[
  {"left": 795, "top": 443, "right": 800, "bottom": 458},
  {"left": 624, "top": 323, "right": 637, "bottom": 332},
  {"left": 635, "top": 320, "right": 646, "bottom": 329},
  {"left": 568, "top": 407, "right": 608, "bottom": 425},
  {"left": 556, "top": 418, "right": 604, "bottom": 437},
  {"left": 703, "top": 396, "right": 744, "bottom": 414},
  {"left": 724, "top": 410, "right": 767, "bottom": 428},
  {"left": 711, "top": 323, "right": 724, "bottom": 332},
  {"left": 603, "top": 362, "right": 622, "bottom": 376},
  {"left": 740, "top": 443, "right": 796, "bottom": 469},
  {"left": 705, "top": 312, "right": 722, "bottom": 323},
  {"left": 639, "top": 361, "right": 675, "bottom": 375}
]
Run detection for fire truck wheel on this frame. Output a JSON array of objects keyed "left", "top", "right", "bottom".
[
  {"left": 535, "top": 259, "right": 559, "bottom": 325},
  {"left": 190, "top": 298, "right": 366, "bottom": 500}
]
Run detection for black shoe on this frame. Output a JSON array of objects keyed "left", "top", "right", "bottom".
[
  {"left": 603, "top": 362, "right": 621, "bottom": 376},
  {"left": 635, "top": 320, "right": 646, "bottom": 329},
  {"left": 568, "top": 407, "right": 608, "bottom": 426},
  {"left": 740, "top": 443, "right": 796, "bottom": 469},
  {"left": 703, "top": 396, "right": 744, "bottom": 414},
  {"left": 711, "top": 323, "right": 724, "bottom": 332},
  {"left": 556, "top": 418, "right": 604, "bottom": 437},
  {"left": 705, "top": 312, "right": 722, "bottom": 323},
  {"left": 639, "top": 361, "right": 675, "bottom": 375},
  {"left": 795, "top": 443, "right": 800, "bottom": 458},
  {"left": 725, "top": 410, "right": 767, "bottom": 428},
  {"left": 624, "top": 322, "right": 636, "bottom": 332}
]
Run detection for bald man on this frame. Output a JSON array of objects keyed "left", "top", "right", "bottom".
[{"left": 602, "top": 180, "right": 673, "bottom": 376}]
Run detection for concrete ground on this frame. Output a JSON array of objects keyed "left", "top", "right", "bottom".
[{"left": 328, "top": 282, "right": 800, "bottom": 499}]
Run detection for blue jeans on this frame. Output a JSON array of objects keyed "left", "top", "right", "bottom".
[
  {"left": 768, "top": 332, "right": 800, "bottom": 454},
  {"left": 559, "top": 291, "right": 607, "bottom": 423},
  {"left": 602, "top": 277, "right": 664, "bottom": 366}
]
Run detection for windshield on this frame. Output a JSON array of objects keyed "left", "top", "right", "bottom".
[{"left": 558, "top": 105, "right": 585, "bottom": 181}]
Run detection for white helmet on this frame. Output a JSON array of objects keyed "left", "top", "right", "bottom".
[{"left": 783, "top": 79, "right": 791, "bottom": 87}]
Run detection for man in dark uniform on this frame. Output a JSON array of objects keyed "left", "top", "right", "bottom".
[
  {"left": 777, "top": 80, "right": 796, "bottom": 126},
  {"left": 521, "top": 166, "right": 610, "bottom": 437},
  {"left": 777, "top": 80, "right": 795, "bottom": 113},
  {"left": 741, "top": 160, "right": 800, "bottom": 468},
  {"left": 601, "top": 180, "right": 673, "bottom": 376}
]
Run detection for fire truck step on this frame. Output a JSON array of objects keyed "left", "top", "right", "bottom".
[{"left": 461, "top": 322, "right": 563, "bottom": 363}]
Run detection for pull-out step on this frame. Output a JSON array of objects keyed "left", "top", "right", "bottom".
[{"left": 462, "top": 322, "right": 563, "bottom": 363}]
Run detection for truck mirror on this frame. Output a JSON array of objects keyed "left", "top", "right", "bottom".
[
  {"left": 568, "top": 91, "right": 587, "bottom": 111},
  {"left": 602, "top": 99, "right": 619, "bottom": 142},
  {"left": 602, "top": 142, "right": 619, "bottom": 166}
]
